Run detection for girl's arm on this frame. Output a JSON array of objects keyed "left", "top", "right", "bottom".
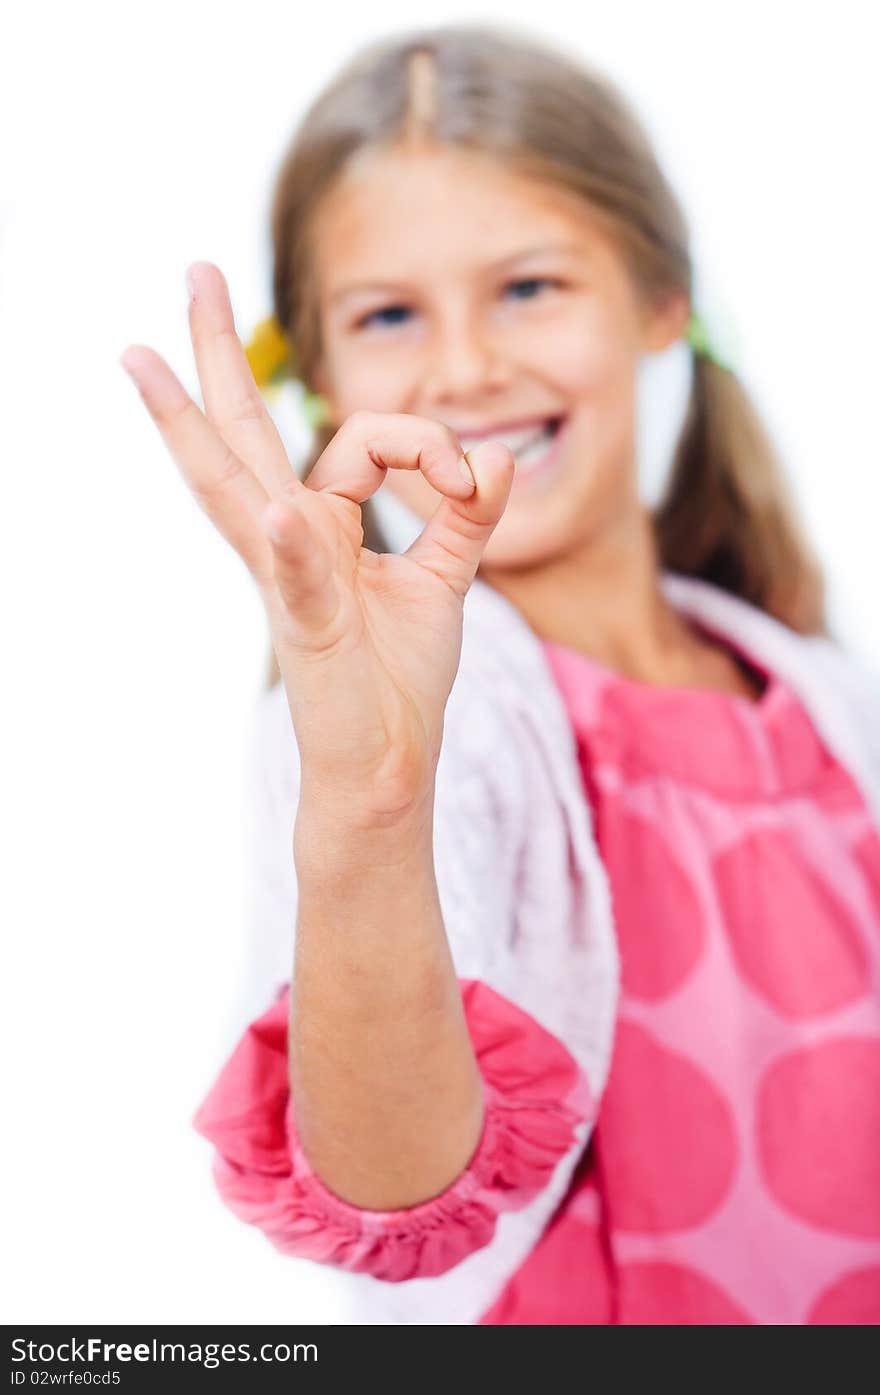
[{"left": 289, "top": 782, "right": 484, "bottom": 1210}]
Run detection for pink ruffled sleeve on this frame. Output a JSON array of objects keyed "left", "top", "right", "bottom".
[{"left": 192, "top": 977, "right": 595, "bottom": 1281}]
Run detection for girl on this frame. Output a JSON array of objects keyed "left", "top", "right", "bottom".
[{"left": 120, "top": 26, "right": 880, "bottom": 1324}]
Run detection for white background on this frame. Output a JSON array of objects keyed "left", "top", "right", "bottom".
[{"left": 2, "top": 0, "right": 878, "bottom": 1324}]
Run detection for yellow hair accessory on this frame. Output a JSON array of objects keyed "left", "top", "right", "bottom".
[
  {"left": 245, "top": 314, "right": 295, "bottom": 388},
  {"left": 244, "top": 314, "right": 330, "bottom": 428}
]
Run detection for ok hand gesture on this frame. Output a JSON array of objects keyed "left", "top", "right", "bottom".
[{"left": 121, "top": 263, "right": 514, "bottom": 820}]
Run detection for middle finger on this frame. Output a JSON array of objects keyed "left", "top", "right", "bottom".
[{"left": 187, "top": 261, "right": 300, "bottom": 498}]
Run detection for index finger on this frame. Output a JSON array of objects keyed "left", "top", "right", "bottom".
[
  {"left": 304, "top": 410, "right": 476, "bottom": 502},
  {"left": 120, "top": 344, "right": 275, "bottom": 586}
]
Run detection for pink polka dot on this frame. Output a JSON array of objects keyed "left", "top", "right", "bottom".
[
  {"left": 757, "top": 1039, "right": 880, "bottom": 1237},
  {"left": 480, "top": 1218, "right": 613, "bottom": 1325},
  {"left": 595, "top": 682, "right": 765, "bottom": 793},
  {"left": 764, "top": 697, "right": 827, "bottom": 790},
  {"left": 714, "top": 830, "right": 869, "bottom": 1018},
  {"left": 597, "top": 804, "right": 704, "bottom": 1000},
  {"left": 597, "top": 1021, "right": 737, "bottom": 1231},
  {"left": 812, "top": 763, "right": 867, "bottom": 815},
  {"left": 619, "top": 1261, "right": 753, "bottom": 1324},
  {"left": 853, "top": 832, "right": 880, "bottom": 926},
  {"left": 808, "top": 1267, "right": 880, "bottom": 1324}
]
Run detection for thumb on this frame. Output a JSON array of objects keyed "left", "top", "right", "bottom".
[{"left": 403, "top": 440, "right": 515, "bottom": 598}]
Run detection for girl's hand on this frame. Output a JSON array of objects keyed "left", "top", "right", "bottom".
[{"left": 121, "top": 262, "right": 514, "bottom": 821}]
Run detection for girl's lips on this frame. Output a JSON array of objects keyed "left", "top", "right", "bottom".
[{"left": 454, "top": 415, "right": 561, "bottom": 448}]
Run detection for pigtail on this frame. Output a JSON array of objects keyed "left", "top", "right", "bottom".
[{"left": 654, "top": 354, "right": 829, "bottom": 636}]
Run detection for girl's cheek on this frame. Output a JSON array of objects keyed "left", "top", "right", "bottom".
[
  {"left": 546, "top": 341, "right": 606, "bottom": 403},
  {"left": 526, "top": 312, "right": 618, "bottom": 399}
]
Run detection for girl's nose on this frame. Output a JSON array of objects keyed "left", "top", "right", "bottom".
[{"left": 422, "top": 319, "right": 511, "bottom": 403}]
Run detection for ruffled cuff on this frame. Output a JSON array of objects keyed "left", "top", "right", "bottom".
[{"left": 192, "top": 978, "right": 595, "bottom": 1281}]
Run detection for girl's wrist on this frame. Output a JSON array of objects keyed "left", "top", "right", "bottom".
[{"left": 293, "top": 781, "right": 436, "bottom": 877}]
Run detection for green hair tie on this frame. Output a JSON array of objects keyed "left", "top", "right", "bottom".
[
  {"left": 301, "top": 388, "right": 331, "bottom": 429},
  {"left": 685, "top": 309, "right": 738, "bottom": 374}
]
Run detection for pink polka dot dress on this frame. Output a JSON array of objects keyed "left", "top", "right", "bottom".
[{"left": 479, "top": 630, "right": 880, "bottom": 1324}]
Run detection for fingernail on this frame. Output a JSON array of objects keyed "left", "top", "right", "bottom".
[
  {"left": 186, "top": 265, "right": 199, "bottom": 302},
  {"left": 458, "top": 454, "right": 476, "bottom": 490}
]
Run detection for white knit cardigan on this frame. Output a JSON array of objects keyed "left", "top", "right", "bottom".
[{"left": 226, "top": 497, "right": 880, "bottom": 1324}]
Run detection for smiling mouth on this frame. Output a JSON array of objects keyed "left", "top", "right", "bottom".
[{"left": 457, "top": 416, "right": 566, "bottom": 474}]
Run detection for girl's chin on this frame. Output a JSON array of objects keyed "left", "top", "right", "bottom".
[{"left": 478, "top": 513, "right": 579, "bottom": 573}]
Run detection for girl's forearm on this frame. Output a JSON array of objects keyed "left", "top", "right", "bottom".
[{"left": 289, "top": 787, "right": 485, "bottom": 1210}]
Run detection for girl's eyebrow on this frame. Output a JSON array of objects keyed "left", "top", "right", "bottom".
[{"left": 327, "top": 241, "right": 584, "bottom": 307}]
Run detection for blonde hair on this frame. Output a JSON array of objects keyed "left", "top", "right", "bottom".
[{"left": 261, "top": 23, "right": 827, "bottom": 688}]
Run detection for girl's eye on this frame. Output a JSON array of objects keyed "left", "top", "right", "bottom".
[
  {"left": 355, "top": 304, "right": 413, "bottom": 330},
  {"left": 353, "top": 277, "right": 563, "bottom": 331},
  {"left": 503, "top": 276, "right": 562, "bottom": 301}
]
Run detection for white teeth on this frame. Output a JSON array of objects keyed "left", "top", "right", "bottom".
[
  {"left": 515, "top": 430, "right": 555, "bottom": 472},
  {"left": 458, "top": 421, "right": 554, "bottom": 459}
]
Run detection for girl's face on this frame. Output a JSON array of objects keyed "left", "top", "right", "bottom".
[{"left": 310, "top": 142, "right": 687, "bottom": 572}]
